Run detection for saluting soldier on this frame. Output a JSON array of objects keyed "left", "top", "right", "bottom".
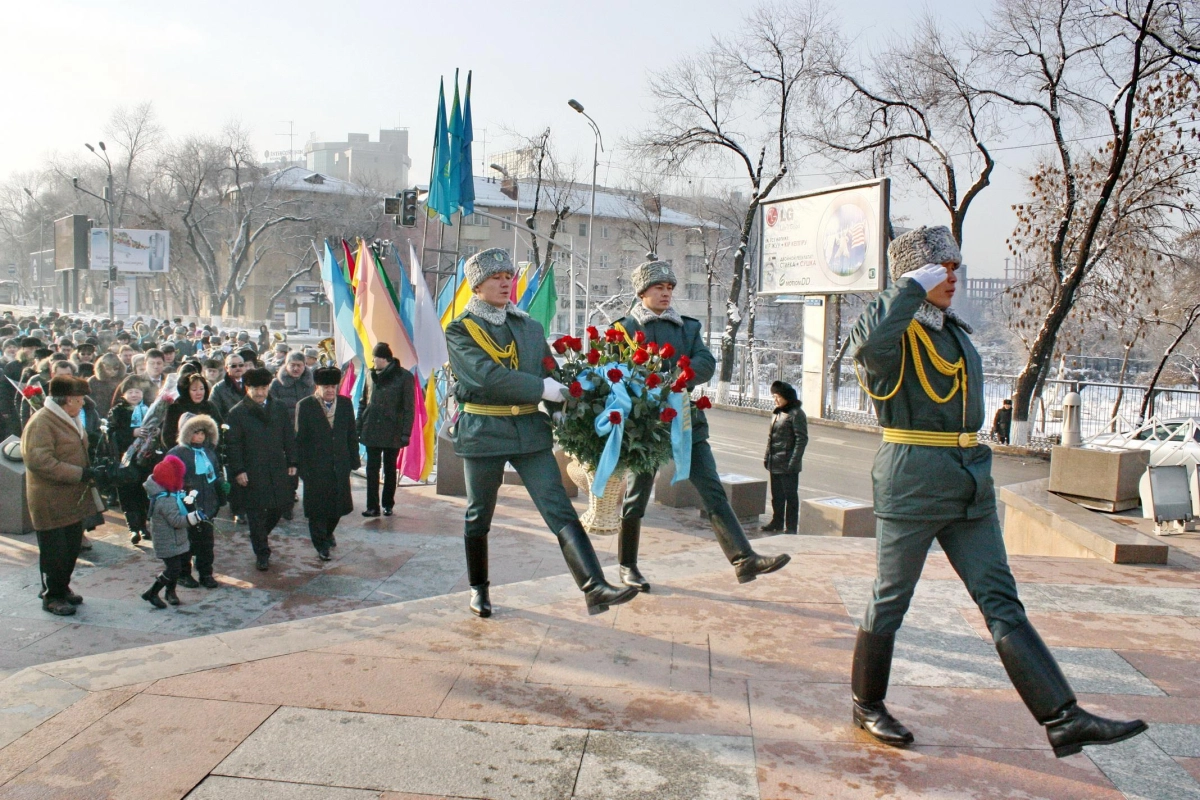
[
  {"left": 615, "top": 259, "right": 791, "bottom": 591},
  {"left": 847, "top": 225, "right": 1146, "bottom": 756},
  {"left": 446, "top": 248, "right": 639, "bottom": 618}
]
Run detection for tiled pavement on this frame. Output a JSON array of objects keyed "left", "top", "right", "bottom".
[{"left": 5, "top": 474, "right": 1200, "bottom": 796}]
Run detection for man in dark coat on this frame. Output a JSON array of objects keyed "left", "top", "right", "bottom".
[
  {"left": 296, "top": 367, "right": 359, "bottom": 560},
  {"left": 616, "top": 259, "right": 791, "bottom": 591},
  {"left": 762, "top": 380, "right": 807, "bottom": 533},
  {"left": 225, "top": 366, "right": 296, "bottom": 571},
  {"left": 847, "top": 225, "right": 1145, "bottom": 756},
  {"left": 357, "top": 342, "right": 415, "bottom": 517},
  {"left": 211, "top": 352, "right": 248, "bottom": 522},
  {"left": 992, "top": 398, "right": 1013, "bottom": 445},
  {"left": 269, "top": 351, "right": 314, "bottom": 520}
]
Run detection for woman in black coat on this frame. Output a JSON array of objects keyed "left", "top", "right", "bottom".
[
  {"left": 296, "top": 367, "right": 360, "bottom": 559},
  {"left": 762, "top": 380, "right": 808, "bottom": 533},
  {"left": 160, "top": 373, "right": 222, "bottom": 450},
  {"left": 356, "top": 343, "right": 415, "bottom": 516}
]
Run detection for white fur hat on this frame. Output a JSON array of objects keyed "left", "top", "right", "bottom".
[{"left": 887, "top": 226, "right": 962, "bottom": 281}]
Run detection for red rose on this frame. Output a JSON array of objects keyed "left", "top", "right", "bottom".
[
  {"left": 696, "top": 396, "right": 712, "bottom": 410},
  {"left": 605, "top": 328, "right": 623, "bottom": 343},
  {"left": 677, "top": 355, "right": 691, "bottom": 369},
  {"left": 607, "top": 367, "right": 624, "bottom": 383},
  {"left": 647, "top": 342, "right": 659, "bottom": 355},
  {"left": 659, "top": 407, "right": 678, "bottom": 423},
  {"left": 634, "top": 330, "right": 646, "bottom": 344},
  {"left": 21, "top": 385, "right": 42, "bottom": 398},
  {"left": 671, "top": 378, "right": 688, "bottom": 393},
  {"left": 631, "top": 348, "right": 649, "bottom": 365},
  {"left": 552, "top": 339, "right": 567, "bottom": 355},
  {"left": 567, "top": 336, "right": 583, "bottom": 352},
  {"left": 608, "top": 410, "right": 623, "bottom": 424},
  {"left": 587, "top": 349, "right": 601, "bottom": 365},
  {"left": 569, "top": 381, "right": 584, "bottom": 399},
  {"left": 586, "top": 326, "right": 600, "bottom": 341},
  {"left": 681, "top": 367, "right": 695, "bottom": 382},
  {"left": 645, "top": 373, "right": 663, "bottom": 389},
  {"left": 542, "top": 356, "right": 558, "bottom": 372},
  {"left": 659, "top": 343, "right": 676, "bottom": 359}
]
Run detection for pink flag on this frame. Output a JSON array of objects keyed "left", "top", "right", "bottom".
[{"left": 398, "top": 371, "right": 429, "bottom": 481}]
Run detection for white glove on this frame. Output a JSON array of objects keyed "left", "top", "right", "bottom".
[
  {"left": 901, "top": 263, "right": 949, "bottom": 293},
  {"left": 187, "top": 511, "right": 202, "bottom": 526},
  {"left": 542, "top": 377, "right": 566, "bottom": 403}
]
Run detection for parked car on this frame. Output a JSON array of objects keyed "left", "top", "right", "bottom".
[{"left": 1087, "top": 417, "right": 1200, "bottom": 476}]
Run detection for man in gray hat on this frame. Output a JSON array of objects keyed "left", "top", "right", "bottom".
[
  {"left": 615, "top": 259, "right": 791, "bottom": 591},
  {"left": 446, "top": 247, "right": 638, "bottom": 618},
  {"left": 846, "top": 225, "right": 1146, "bottom": 755}
]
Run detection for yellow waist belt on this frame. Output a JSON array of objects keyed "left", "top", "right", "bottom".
[
  {"left": 462, "top": 403, "right": 539, "bottom": 417},
  {"left": 882, "top": 428, "right": 978, "bottom": 448}
]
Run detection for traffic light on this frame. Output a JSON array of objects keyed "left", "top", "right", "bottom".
[
  {"left": 400, "top": 189, "right": 418, "bottom": 227},
  {"left": 384, "top": 196, "right": 401, "bottom": 216}
]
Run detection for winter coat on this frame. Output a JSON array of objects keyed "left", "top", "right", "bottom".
[
  {"left": 143, "top": 476, "right": 191, "bottom": 559},
  {"left": 357, "top": 359, "right": 415, "bottom": 450},
  {"left": 21, "top": 403, "right": 104, "bottom": 530},
  {"left": 161, "top": 397, "right": 222, "bottom": 451},
  {"left": 764, "top": 401, "right": 808, "bottom": 475},
  {"left": 210, "top": 378, "right": 246, "bottom": 420},
  {"left": 225, "top": 398, "right": 296, "bottom": 510},
  {"left": 295, "top": 394, "right": 359, "bottom": 519},
  {"left": 166, "top": 414, "right": 222, "bottom": 518},
  {"left": 87, "top": 375, "right": 121, "bottom": 419},
  {"left": 268, "top": 366, "right": 315, "bottom": 419}
]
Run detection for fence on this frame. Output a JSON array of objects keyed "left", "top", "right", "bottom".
[{"left": 697, "top": 342, "right": 1200, "bottom": 450}]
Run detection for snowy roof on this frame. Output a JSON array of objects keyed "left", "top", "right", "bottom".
[
  {"left": 259, "top": 166, "right": 376, "bottom": 196},
  {"left": 460, "top": 177, "right": 716, "bottom": 228}
]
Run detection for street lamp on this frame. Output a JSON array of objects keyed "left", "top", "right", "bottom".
[
  {"left": 22, "top": 188, "right": 51, "bottom": 312},
  {"left": 79, "top": 141, "right": 116, "bottom": 319},
  {"left": 489, "top": 163, "right": 520, "bottom": 264},
  {"left": 568, "top": 98, "right": 603, "bottom": 336}
]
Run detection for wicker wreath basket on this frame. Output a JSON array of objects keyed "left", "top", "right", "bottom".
[{"left": 565, "top": 459, "right": 628, "bottom": 535}]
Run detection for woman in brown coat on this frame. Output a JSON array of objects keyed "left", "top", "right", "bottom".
[{"left": 21, "top": 376, "right": 104, "bottom": 616}]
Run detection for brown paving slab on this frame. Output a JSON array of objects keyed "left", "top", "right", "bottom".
[
  {"left": 318, "top": 615, "right": 550, "bottom": 668},
  {"left": 324, "top": 547, "right": 418, "bottom": 580},
  {"left": 379, "top": 794, "right": 459, "bottom": 800},
  {"left": 1077, "top": 693, "right": 1200, "bottom": 724},
  {"left": 249, "top": 593, "right": 389, "bottom": 627},
  {"left": 753, "top": 738, "right": 1122, "bottom": 799},
  {"left": 69, "top": 556, "right": 160, "bottom": 599},
  {"left": 436, "top": 663, "right": 751, "bottom": 735},
  {"left": 0, "top": 693, "right": 275, "bottom": 800},
  {"left": 36, "top": 634, "right": 241, "bottom": 692},
  {"left": 16, "top": 623, "right": 187, "bottom": 663},
  {"left": 670, "top": 566, "right": 845, "bottom": 605},
  {"left": 146, "top": 650, "right": 462, "bottom": 716},
  {"left": 0, "top": 683, "right": 147, "bottom": 784},
  {"left": 526, "top": 623, "right": 676, "bottom": 689},
  {"left": 1177, "top": 756, "right": 1200, "bottom": 785},
  {"left": 1118, "top": 649, "right": 1200, "bottom": 696},
  {"left": 1008, "top": 556, "right": 1200, "bottom": 587},
  {"left": 960, "top": 610, "right": 1200, "bottom": 651},
  {"left": 670, "top": 633, "right": 712, "bottom": 692}
]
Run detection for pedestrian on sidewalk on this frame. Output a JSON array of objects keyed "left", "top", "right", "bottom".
[
  {"left": 108, "top": 376, "right": 155, "bottom": 544},
  {"left": 140, "top": 455, "right": 205, "bottom": 609},
  {"left": 762, "top": 380, "right": 807, "bottom": 534},
  {"left": 212, "top": 352, "right": 248, "bottom": 524},
  {"left": 992, "top": 398, "right": 1013, "bottom": 445},
  {"left": 847, "top": 225, "right": 1146, "bottom": 756},
  {"left": 22, "top": 376, "right": 104, "bottom": 616},
  {"left": 616, "top": 259, "right": 791, "bottom": 592},
  {"left": 295, "top": 366, "right": 359, "bottom": 560},
  {"left": 225, "top": 366, "right": 296, "bottom": 571},
  {"left": 269, "top": 351, "right": 314, "bottom": 521},
  {"left": 166, "top": 415, "right": 222, "bottom": 588},
  {"left": 357, "top": 342, "right": 414, "bottom": 517},
  {"left": 446, "top": 248, "right": 638, "bottom": 618}
]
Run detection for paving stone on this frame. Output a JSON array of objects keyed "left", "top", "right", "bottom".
[
  {"left": 1147, "top": 723, "right": 1200, "bottom": 757},
  {"left": 1, "top": 592, "right": 167, "bottom": 632},
  {"left": 36, "top": 634, "right": 241, "bottom": 691},
  {"left": 214, "top": 707, "right": 586, "bottom": 799},
  {"left": 301, "top": 573, "right": 386, "bottom": 600},
  {"left": 1035, "top": 584, "right": 1200, "bottom": 617},
  {"left": 148, "top": 586, "right": 282, "bottom": 636},
  {"left": 573, "top": 730, "right": 757, "bottom": 800},
  {"left": 0, "top": 668, "right": 88, "bottom": 750},
  {"left": 1119, "top": 649, "right": 1200, "bottom": 697},
  {"left": 1086, "top": 733, "right": 1200, "bottom": 799},
  {"left": 185, "top": 775, "right": 384, "bottom": 799},
  {"left": 319, "top": 615, "right": 550, "bottom": 668},
  {"left": 14, "top": 623, "right": 186, "bottom": 663}
]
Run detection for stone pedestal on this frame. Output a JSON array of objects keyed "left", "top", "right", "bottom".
[
  {"left": 1048, "top": 446, "right": 1148, "bottom": 512},
  {"left": 654, "top": 462, "right": 703, "bottom": 508},
  {"left": 719, "top": 474, "right": 767, "bottom": 522},
  {"left": 798, "top": 497, "right": 876, "bottom": 538},
  {"left": 435, "top": 433, "right": 466, "bottom": 497},
  {"left": 0, "top": 436, "right": 34, "bottom": 535}
]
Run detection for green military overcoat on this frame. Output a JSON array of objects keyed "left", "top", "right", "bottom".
[{"left": 617, "top": 311, "right": 716, "bottom": 443}]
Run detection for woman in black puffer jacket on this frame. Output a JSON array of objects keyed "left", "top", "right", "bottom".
[
  {"left": 356, "top": 343, "right": 415, "bottom": 516},
  {"left": 762, "top": 380, "right": 808, "bottom": 533}
]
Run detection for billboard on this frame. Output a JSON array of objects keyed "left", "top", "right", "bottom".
[
  {"left": 89, "top": 228, "right": 170, "bottom": 273},
  {"left": 759, "top": 179, "right": 889, "bottom": 295}
]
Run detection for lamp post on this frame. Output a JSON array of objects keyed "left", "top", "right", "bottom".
[
  {"left": 568, "top": 99, "right": 603, "bottom": 335},
  {"left": 83, "top": 141, "right": 116, "bottom": 319},
  {"left": 489, "top": 163, "right": 520, "bottom": 263},
  {"left": 22, "top": 188, "right": 51, "bottom": 312}
]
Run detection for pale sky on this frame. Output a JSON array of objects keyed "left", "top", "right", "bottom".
[{"left": 3, "top": 0, "right": 1032, "bottom": 276}]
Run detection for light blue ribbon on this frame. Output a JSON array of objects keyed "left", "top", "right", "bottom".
[
  {"left": 589, "top": 364, "right": 635, "bottom": 497},
  {"left": 667, "top": 389, "right": 692, "bottom": 483}
]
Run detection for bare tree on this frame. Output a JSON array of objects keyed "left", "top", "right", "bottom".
[{"left": 637, "top": 1, "right": 827, "bottom": 401}]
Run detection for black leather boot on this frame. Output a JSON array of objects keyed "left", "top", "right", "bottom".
[
  {"left": 618, "top": 517, "right": 651, "bottom": 592},
  {"left": 163, "top": 576, "right": 180, "bottom": 606},
  {"left": 142, "top": 577, "right": 167, "bottom": 609},
  {"left": 851, "top": 628, "right": 915, "bottom": 746},
  {"left": 709, "top": 505, "right": 791, "bottom": 583},
  {"left": 997, "top": 621, "right": 1147, "bottom": 758},
  {"left": 465, "top": 536, "right": 492, "bottom": 618},
  {"left": 556, "top": 521, "right": 639, "bottom": 615}
]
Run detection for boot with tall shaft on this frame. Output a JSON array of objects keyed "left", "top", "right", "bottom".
[
  {"left": 997, "top": 621, "right": 1147, "bottom": 757},
  {"left": 709, "top": 505, "right": 791, "bottom": 583},
  {"left": 557, "top": 521, "right": 639, "bottom": 615},
  {"left": 617, "top": 517, "right": 651, "bottom": 592},
  {"left": 465, "top": 536, "right": 491, "bottom": 618},
  {"left": 851, "top": 629, "right": 914, "bottom": 746}
]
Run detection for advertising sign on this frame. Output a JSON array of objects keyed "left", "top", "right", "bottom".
[
  {"left": 759, "top": 179, "right": 889, "bottom": 295},
  {"left": 89, "top": 229, "right": 170, "bottom": 273}
]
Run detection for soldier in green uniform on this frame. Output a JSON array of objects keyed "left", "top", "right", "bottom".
[
  {"left": 446, "top": 248, "right": 639, "bottom": 618},
  {"left": 848, "top": 226, "right": 1145, "bottom": 757},
  {"left": 615, "top": 259, "right": 791, "bottom": 591}
]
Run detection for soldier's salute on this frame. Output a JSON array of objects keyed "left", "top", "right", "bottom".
[
  {"left": 848, "top": 225, "right": 1146, "bottom": 757},
  {"left": 446, "top": 248, "right": 639, "bottom": 617}
]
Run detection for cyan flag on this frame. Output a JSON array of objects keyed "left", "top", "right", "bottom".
[
  {"left": 330, "top": 245, "right": 362, "bottom": 363},
  {"left": 435, "top": 258, "right": 465, "bottom": 317},
  {"left": 446, "top": 70, "right": 463, "bottom": 218},
  {"left": 427, "top": 79, "right": 453, "bottom": 224},
  {"left": 389, "top": 243, "right": 416, "bottom": 342},
  {"left": 459, "top": 70, "right": 475, "bottom": 216}
]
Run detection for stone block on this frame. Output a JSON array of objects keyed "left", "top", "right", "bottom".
[
  {"left": 0, "top": 435, "right": 34, "bottom": 535},
  {"left": 654, "top": 461, "right": 703, "bottom": 508},
  {"left": 1048, "top": 445, "right": 1148, "bottom": 512},
  {"left": 798, "top": 497, "right": 876, "bottom": 538},
  {"left": 502, "top": 449, "right": 578, "bottom": 497},
  {"left": 434, "top": 433, "right": 465, "bottom": 497},
  {"left": 720, "top": 474, "right": 767, "bottom": 520}
]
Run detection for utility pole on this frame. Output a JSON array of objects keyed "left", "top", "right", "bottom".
[{"left": 81, "top": 141, "right": 116, "bottom": 319}]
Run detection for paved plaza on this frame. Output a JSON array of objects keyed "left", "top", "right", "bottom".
[{"left": 2, "top": 417, "right": 1199, "bottom": 798}]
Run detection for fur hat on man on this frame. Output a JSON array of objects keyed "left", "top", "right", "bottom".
[
  {"left": 286, "top": 350, "right": 306, "bottom": 364},
  {"left": 372, "top": 342, "right": 393, "bottom": 360},
  {"left": 48, "top": 376, "right": 88, "bottom": 398},
  {"left": 178, "top": 414, "right": 218, "bottom": 447},
  {"left": 313, "top": 366, "right": 342, "bottom": 386},
  {"left": 887, "top": 226, "right": 962, "bottom": 281},
  {"left": 464, "top": 248, "right": 515, "bottom": 290},
  {"left": 242, "top": 366, "right": 273, "bottom": 388},
  {"left": 631, "top": 259, "right": 678, "bottom": 296},
  {"left": 151, "top": 454, "right": 186, "bottom": 493}
]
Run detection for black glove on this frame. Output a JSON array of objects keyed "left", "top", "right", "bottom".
[{"left": 81, "top": 466, "right": 96, "bottom": 482}]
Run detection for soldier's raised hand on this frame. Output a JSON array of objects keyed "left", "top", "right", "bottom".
[{"left": 901, "top": 264, "right": 948, "bottom": 293}]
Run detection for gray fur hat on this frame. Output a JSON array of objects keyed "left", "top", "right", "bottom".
[
  {"left": 631, "top": 260, "right": 677, "bottom": 296},
  {"left": 465, "top": 248, "right": 515, "bottom": 290},
  {"left": 178, "top": 414, "right": 219, "bottom": 447},
  {"left": 887, "top": 226, "right": 962, "bottom": 281}
]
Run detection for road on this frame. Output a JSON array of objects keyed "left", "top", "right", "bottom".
[{"left": 704, "top": 407, "right": 1050, "bottom": 505}]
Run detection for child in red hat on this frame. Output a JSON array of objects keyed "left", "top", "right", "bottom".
[{"left": 140, "top": 454, "right": 206, "bottom": 608}]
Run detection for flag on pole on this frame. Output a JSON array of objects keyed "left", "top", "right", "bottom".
[
  {"left": 517, "top": 263, "right": 544, "bottom": 311},
  {"left": 439, "top": 272, "right": 472, "bottom": 330},
  {"left": 388, "top": 243, "right": 416, "bottom": 343},
  {"left": 525, "top": 263, "right": 558, "bottom": 332},
  {"left": 357, "top": 241, "right": 418, "bottom": 370},
  {"left": 421, "top": 371, "right": 438, "bottom": 480},
  {"left": 350, "top": 242, "right": 374, "bottom": 360},
  {"left": 459, "top": 70, "right": 475, "bottom": 216},
  {"left": 399, "top": 371, "right": 428, "bottom": 482},
  {"left": 325, "top": 242, "right": 359, "bottom": 368},
  {"left": 435, "top": 257, "right": 464, "bottom": 317},
  {"left": 427, "top": 79, "right": 453, "bottom": 224},
  {"left": 509, "top": 262, "right": 527, "bottom": 304},
  {"left": 408, "top": 243, "right": 449, "bottom": 379},
  {"left": 446, "top": 70, "right": 463, "bottom": 218}
]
